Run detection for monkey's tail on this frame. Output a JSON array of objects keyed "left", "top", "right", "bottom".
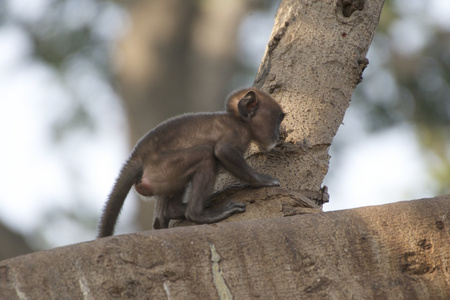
[{"left": 97, "top": 159, "right": 143, "bottom": 238}]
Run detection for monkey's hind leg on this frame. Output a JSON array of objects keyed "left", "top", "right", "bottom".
[
  {"left": 153, "top": 196, "right": 169, "bottom": 230},
  {"left": 153, "top": 190, "right": 187, "bottom": 229},
  {"left": 185, "top": 158, "right": 246, "bottom": 224},
  {"left": 165, "top": 191, "right": 187, "bottom": 219}
]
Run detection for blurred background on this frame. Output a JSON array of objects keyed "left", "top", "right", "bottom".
[{"left": 0, "top": 0, "right": 449, "bottom": 259}]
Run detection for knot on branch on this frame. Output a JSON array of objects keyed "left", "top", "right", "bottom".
[{"left": 337, "top": 0, "right": 365, "bottom": 18}]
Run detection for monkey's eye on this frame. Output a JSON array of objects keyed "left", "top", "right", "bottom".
[{"left": 279, "top": 113, "right": 286, "bottom": 123}]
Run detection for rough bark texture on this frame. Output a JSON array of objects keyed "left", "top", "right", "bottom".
[
  {"left": 1, "top": 196, "right": 449, "bottom": 299},
  {"left": 216, "top": 0, "right": 383, "bottom": 205}
]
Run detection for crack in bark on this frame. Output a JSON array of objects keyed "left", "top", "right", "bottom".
[{"left": 210, "top": 244, "right": 233, "bottom": 300}]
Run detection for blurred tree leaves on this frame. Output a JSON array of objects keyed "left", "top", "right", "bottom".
[
  {"left": 0, "top": 0, "right": 126, "bottom": 251},
  {"left": 3, "top": 0, "right": 125, "bottom": 140},
  {"left": 354, "top": 1, "right": 450, "bottom": 194}
]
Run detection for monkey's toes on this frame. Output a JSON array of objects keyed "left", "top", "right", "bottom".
[
  {"left": 222, "top": 200, "right": 246, "bottom": 212},
  {"left": 229, "top": 200, "right": 246, "bottom": 209}
]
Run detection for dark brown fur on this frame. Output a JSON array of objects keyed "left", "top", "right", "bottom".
[{"left": 98, "top": 87, "right": 285, "bottom": 237}]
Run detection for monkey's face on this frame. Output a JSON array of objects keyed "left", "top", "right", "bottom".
[
  {"left": 250, "top": 102, "right": 285, "bottom": 151},
  {"left": 227, "top": 88, "right": 285, "bottom": 151}
]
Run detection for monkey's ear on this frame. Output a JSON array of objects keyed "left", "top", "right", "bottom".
[{"left": 238, "top": 91, "right": 259, "bottom": 121}]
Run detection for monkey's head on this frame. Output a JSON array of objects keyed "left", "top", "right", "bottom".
[{"left": 227, "top": 88, "right": 285, "bottom": 151}]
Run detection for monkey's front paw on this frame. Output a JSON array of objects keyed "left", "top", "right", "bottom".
[
  {"left": 221, "top": 200, "right": 246, "bottom": 212},
  {"left": 262, "top": 174, "right": 280, "bottom": 187},
  {"left": 271, "top": 178, "right": 281, "bottom": 186},
  {"left": 252, "top": 175, "right": 280, "bottom": 188}
]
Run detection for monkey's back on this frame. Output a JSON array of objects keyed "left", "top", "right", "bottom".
[{"left": 132, "top": 112, "right": 250, "bottom": 161}]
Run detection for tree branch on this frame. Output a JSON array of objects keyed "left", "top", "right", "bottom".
[
  {"left": 216, "top": 0, "right": 385, "bottom": 205},
  {"left": 1, "top": 196, "right": 449, "bottom": 298}
]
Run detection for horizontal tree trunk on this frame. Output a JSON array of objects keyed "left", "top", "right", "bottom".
[{"left": 1, "top": 195, "right": 449, "bottom": 299}]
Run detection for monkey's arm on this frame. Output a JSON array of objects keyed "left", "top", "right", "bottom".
[{"left": 214, "top": 145, "right": 279, "bottom": 187}]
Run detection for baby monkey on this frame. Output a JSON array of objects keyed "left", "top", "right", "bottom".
[{"left": 98, "top": 87, "right": 285, "bottom": 237}]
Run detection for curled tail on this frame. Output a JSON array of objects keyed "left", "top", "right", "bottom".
[{"left": 98, "top": 159, "right": 143, "bottom": 238}]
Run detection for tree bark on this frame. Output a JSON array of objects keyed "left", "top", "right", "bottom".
[
  {"left": 1, "top": 196, "right": 449, "bottom": 299},
  {"left": 215, "top": 0, "right": 383, "bottom": 206}
]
